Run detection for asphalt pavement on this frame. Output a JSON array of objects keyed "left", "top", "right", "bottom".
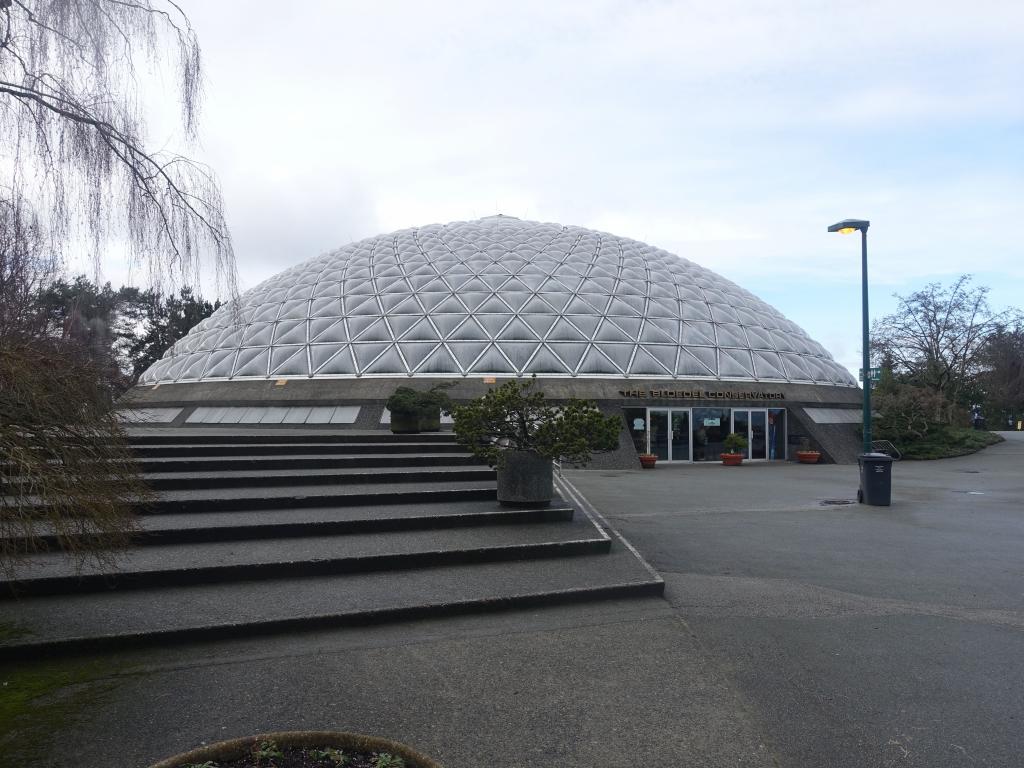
[{"left": 565, "top": 431, "right": 1024, "bottom": 768}]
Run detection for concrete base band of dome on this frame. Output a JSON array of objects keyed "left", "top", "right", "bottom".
[{"left": 121, "top": 376, "right": 865, "bottom": 466}]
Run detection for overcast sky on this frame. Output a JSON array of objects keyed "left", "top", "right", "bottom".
[{"left": 90, "top": 0, "right": 1024, "bottom": 379}]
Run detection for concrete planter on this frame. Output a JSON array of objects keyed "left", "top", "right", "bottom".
[
  {"left": 390, "top": 410, "right": 421, "bottom": 434},
  {"left": 149, "top": 730, "right": 443, "bottom": 768},
  {"left": 721, "top": 452, "right": 744, "bottom": 466},
  {"left": 796, "top": 450, "right": 821, "bottom": 464},
  {"left": 497, "top": 449, "right": 553, "bottom": 506},
  {"left": 638, "top": 453, "right": 658, "bottom": 469},
  {"left": 419, "top": 408, "right": 442, "bottom": 432}
]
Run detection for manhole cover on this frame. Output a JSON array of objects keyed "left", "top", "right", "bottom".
[{"left": 820, "top": 499, "right": 855, "bottom": 506}]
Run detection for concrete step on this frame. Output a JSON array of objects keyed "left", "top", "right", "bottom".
[
  {"left": 14, "top": 501, "right": 574, "bottom": 548},
  {"left": 141, "top": 481, "right": 498, "bottom": 514},
  {"left": 0, "top": 546, "right": 663, "bottom": 660},
  {"left": 131, "top": 441, "right": 468, "bottom": 458},
  {"left": 126, "top": 431, "right": 458, "bottom": 445},
  {"left": 1, "top": 516, "right": 607, "bottom": 597},
  {"left": 136, "top": 452, "right": 481, "bottom": 473},
  {"left": 140, "top": 465, "right": 495, "bottom": 491}
]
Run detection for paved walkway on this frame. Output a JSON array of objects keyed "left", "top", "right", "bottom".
[{"left": 5, "top": 434, "right": 1021, "bottom": 767}]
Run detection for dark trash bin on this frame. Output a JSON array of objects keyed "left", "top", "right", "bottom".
[{"left": 858, "top": 452, "right": 894, "bottom": 506}]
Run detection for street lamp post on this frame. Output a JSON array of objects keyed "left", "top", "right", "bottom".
[{"left": 828, "top": 219, "right": 872, "bottom": 454}]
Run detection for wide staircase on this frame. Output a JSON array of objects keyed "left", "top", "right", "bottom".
[{"left": 0, "top": 430, "right": 663, "bottom": 660}]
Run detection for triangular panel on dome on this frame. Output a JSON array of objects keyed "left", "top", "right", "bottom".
[
  {"left": 751, "top": 350, "right": 787, "bottom": 379},
  {"left": 429, "top": 314, "right": 465, "bottom": 338},
  {"left": 401, "top": 318, "right": 441, "bottom": 342},
  {"left": 681, "top": 321, "right": 717, "bottom": 346},
  {"left": 212, "top": 326, "right": 243, "bottom": 349},
  {"left": 547, "top": 342, "right": 588, "bottom": 372},
  {"left": 480, "top": 273, "right": 511, "bottom": 290},
  {"left": 608, "top": 316, "right": 642, "bottom": 339},
  {"left": 178, "top": 353, "right": 209, "bottom": 381},
  {"left": 353, "top": 318, "right": 394, "bottom": 343},
  {"left": 252, "top": 304, "right": 280, "bottom": 322},
  {"left": 577, "top": 344, "right": 624, "bottom": 375},
  {"left": 415, "top": 345, "right": 461, "bottom": 374},
  {"left": 448, "top": 341, "right": 489, "bottom": 371},
  {"left": 474, "top": 295, "right": 510, "bottom": 315},
  {"left": 240, "top": 322, "right": 274, "bottom": 347},
  {"left": 459, "top": 292, "right": 491, "bottom": 312},
  {"left": 360, "top": 344, "right": 406, "bottom": 375},
  {"left": 639, "top": 321, "right": 676, "bottom": 344},
  {"left": 468, "top": 344, "right": 516, "bottom": 374},
  {"left": 499, "top": 342, "right": 541, "bottom": 371},
  {"left": 779, "top": 352, "right": 813, "bottom": 381},
  {"left": 629, "top": 345, "right": 674, "bottom": 375},
  {"left": 310, "top": 297, "right": 342, "bottom": 317},
  {"left": 609, "top": 295, "right": 645, "bottom": 316},
  {"left": 566, "top": 296, "right": 605, "bottom": 315},
  {"left": 671, "top": 348, "right": 709, "bottom": 377},
  {"left": 525, "top": 345, "right": 570, "bottom": 374},
  {"left": 538, "top": 292, "right": 573, "bottom": 312},
  {"left": 380, "top": 294, "right": 418, "bottom": 314},
  {"left": 448, "top": 318, "right": 488, "bottom": 341},
  {"left": 475, "top": 313, "right": 511, "bottom": 338},
  {"left": 498, "top": 317, "right": 540, "bottom": 341},
  {"left": 270, "top": 345, "right": 309, "bottom": 377},
  {"left": 744, "top": 326, "right": 777, "bottom": 351},
  {"left": 771, "top": 330, "right": 798, "bottom": 353},
  {"left": 715, "top": 324, "right": 749, "bottom": 348},
  {"left": 687, "top": 345, "right": 718, "bottom": 376},
  {"left": 546, "top": 318, "right": 588, "bottom": 342},
  {"left": 647, "top": 297, "right": 680, "bottom": 318},
  {"left": 417, "top": 291, "right": 450, "bottom": 312},
  {"left": 232, "top": 347, "right": 270, "bottom": 378},
  {"left": 397, "top": 342, "right": 440, "bottom": 371},
  {"left": 564, "top": 315, "right": 601, "bottom": 339},
  {"left": 678, "top": 300, "right": 711, "bottom": 321},
  {"left": 718, "top": 348, "right": 755, "bottom": 378},
  {"left": 710, "top": 304, "right": 740, "bottom": 324},
  {"left": 312, "top": 280, "right": 343, "bottom": 298},
  {"left": 342, "top": 294, "right": 379, "bottom": 316},
  {"left": 520, "top": 313, "right": 556, "bottom": 338},
  {"left": 385, "top": 314, "right": 421, "bottom": 339},
  {"left": 351, "top": 342, "right": 393, "bottom": 372},
  {"left": 595, "top": 319, "right": 633, "bottom": 343},
  {"left": 273, "top": 320, "right": 307, "bottom": 345},
  {"left": 200, "top": 349, "right": 236, "bottom": 379}
]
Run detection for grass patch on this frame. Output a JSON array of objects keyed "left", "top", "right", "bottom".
[
  {"left": 894, "top": 427, "right": 1003, "bottom": 460},
  {"left": 0, "top": 656, "right": 124, "bottom": 763}
]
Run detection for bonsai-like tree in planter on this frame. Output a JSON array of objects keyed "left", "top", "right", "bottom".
[
  {"left": 451, "top": 377, "right": 620, "bottom": 505},
  {"left": 721, "top": 432, "right": 748, "bottom": 466},
  {"left": 386, "top": 383, "right": 455, "bottom": 434}
]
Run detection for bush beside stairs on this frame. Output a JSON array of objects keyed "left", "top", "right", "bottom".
[{"left": 0, "top": 429, "right": 663, "bottom": 660}]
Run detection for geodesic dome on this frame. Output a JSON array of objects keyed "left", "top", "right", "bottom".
[{"left": 139, "top": 216, "right": 856, "bottom": 386}]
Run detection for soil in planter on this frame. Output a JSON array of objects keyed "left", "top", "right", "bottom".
[{"left": 191, "top": 742, "right": 418, "bottom": 768}]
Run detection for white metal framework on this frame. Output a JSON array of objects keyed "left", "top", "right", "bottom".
[{"left": 139, "top": 216, "right": 857, "bottom": 386}]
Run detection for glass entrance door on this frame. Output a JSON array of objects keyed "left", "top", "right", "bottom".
[
  {"left": 670, "top": 410, "right": 690, "bottom": 461},
  {"left": 649, "top": 408, "right": 690, "bottom": 461},
  {"left": 733, "top": 409, "right": 768, "bottom": 460},
  {"left": 649, "top": 409, "right": 670, "bottom": 461}
]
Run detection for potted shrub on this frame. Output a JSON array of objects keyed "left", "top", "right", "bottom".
[
  {"left": 386, "top": 383, "right": 455, "bottom": 434},
  {"left": 417, "top": 381, "right": 455, "bottom": 432},
  {"left": 795, "top": 436, "right": 822, "bottom": 464},
  {"left": 721, "top": 432, "right": 748, "bottom": 466},
  {"left": 638, "top": 452, "right": 658, "bottom": 469},
  {"left": 451, "top": 377, "right": 620, "bottom": 505},
  {"left": 386, "top": 386, "right": 423, "bottom": 434}
]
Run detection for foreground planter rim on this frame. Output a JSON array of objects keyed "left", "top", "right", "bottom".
[
  {"left": 721, "top": 452, "right": 743, "bottom": 466},
  {"left": 149, "top": 730, "right": 444, "bottom": 768},
  {"left": 796, "top": 450, "right": 822, "bottom": 464}
]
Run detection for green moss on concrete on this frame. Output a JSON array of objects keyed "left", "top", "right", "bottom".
[{"left": 0, "top": 656, "right": 124, "bottom": 764}]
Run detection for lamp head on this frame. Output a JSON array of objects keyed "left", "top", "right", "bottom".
[{"left": 828, "top": 219, "right": 870, "bottom": 234}]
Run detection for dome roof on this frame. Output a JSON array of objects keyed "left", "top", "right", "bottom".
[{"left": 139, "top": 216, "right": 856, "bottom": 386}]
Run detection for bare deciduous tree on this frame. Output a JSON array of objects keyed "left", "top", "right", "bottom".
[
  {"left": 871, "top": 275, "right": 1011, "bottom": 421},
  {"left": 0, "top": 0, "right": 235, "bottom": 291}
]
